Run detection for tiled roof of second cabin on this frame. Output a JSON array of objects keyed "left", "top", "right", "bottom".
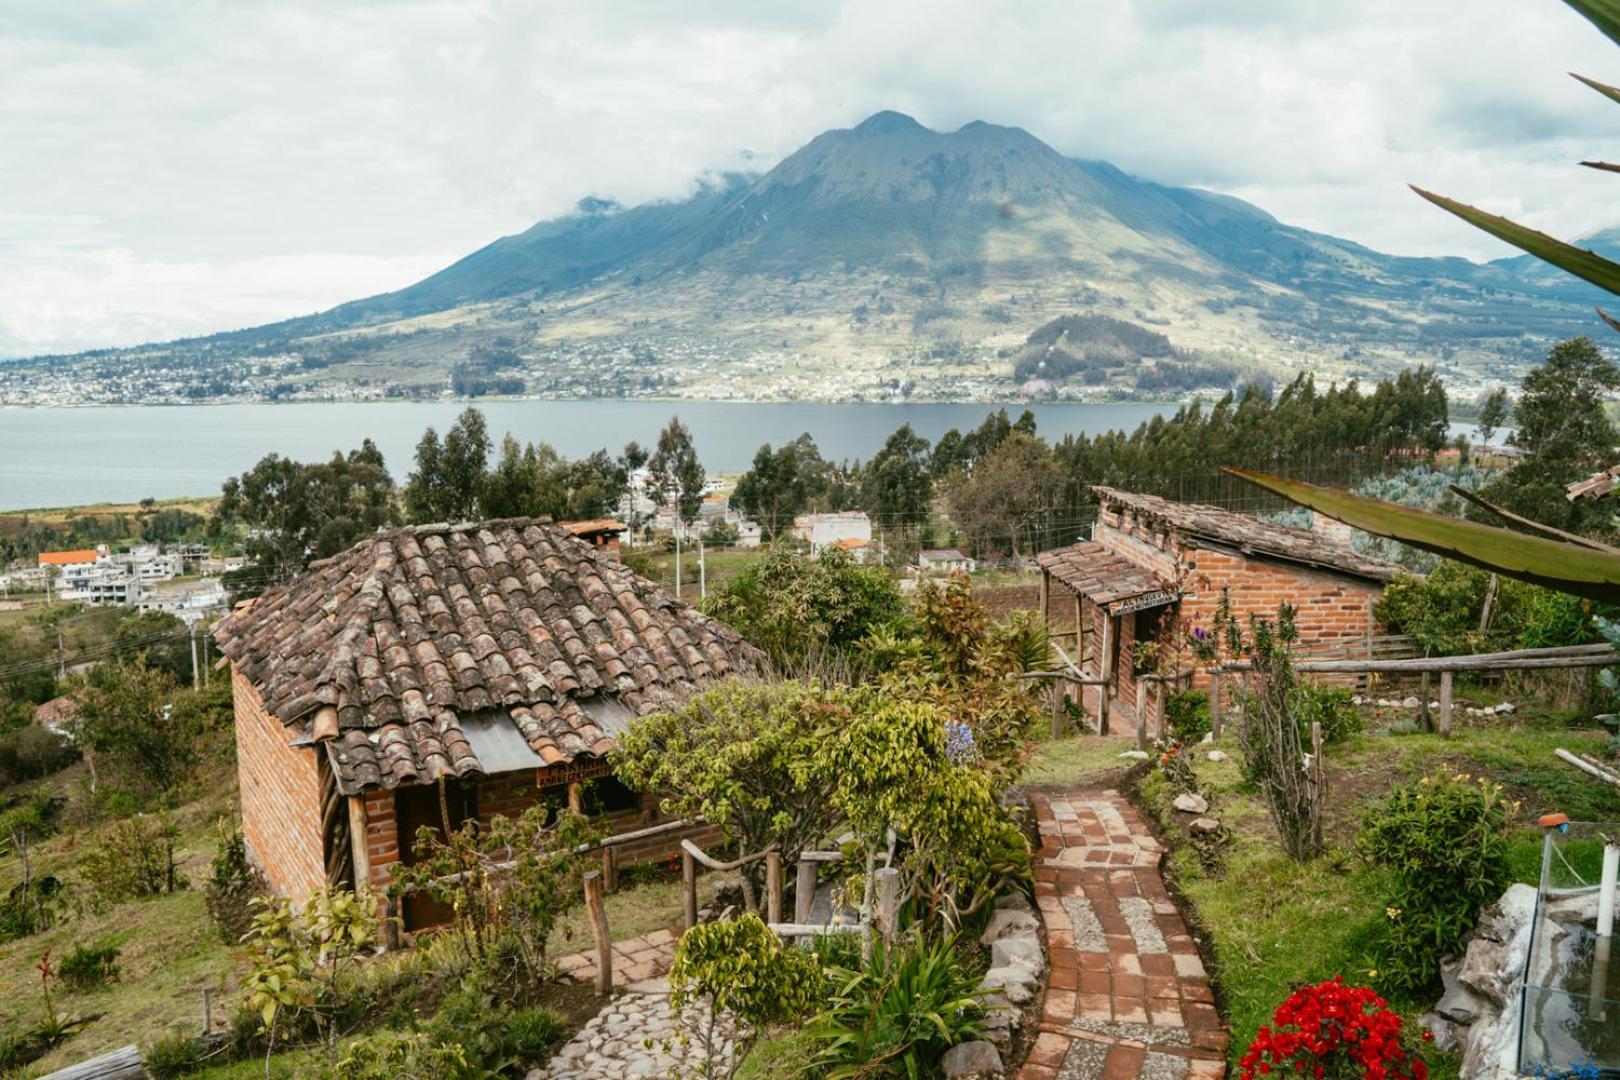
[
  {"left": 1092, "top": 487, "right": 1398, "bottom": 582},
  {"left": 1036, "top": 541, "right": 1176, "bottom": 609},
  {"left": 213, "top": 518, "right": 764, "bottom": 793}
]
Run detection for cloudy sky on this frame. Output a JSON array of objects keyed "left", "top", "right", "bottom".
[{"left": 5, "top": 0, "right": 1620, "bottom": 358}]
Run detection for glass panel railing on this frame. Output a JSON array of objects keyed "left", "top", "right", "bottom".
[{"left": 1518, "top": 822, "right": 1620, "bottom": 1078}]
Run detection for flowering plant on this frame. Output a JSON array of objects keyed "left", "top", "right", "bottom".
[{"left": 1239, "top": 977, "right": 1429, "bottom": 1080}]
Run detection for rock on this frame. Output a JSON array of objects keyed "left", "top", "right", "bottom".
[
  {"left": 1119, "top": 750, "right": 1150, "bottom": 760},
  {"left": 1436, "top": 956, "right": 1484, "bottom": 1024},
  {"left": 1200, "top": 731, "right": 1214, "bottom": 744},
  {"left": 980, "top": 909, "right": 1040, "bottom": 944},
  {"left": 1475, "top": 883, "right": 1537, "bottom": 945},
  {"left": 1417, "top": 1012, "right": 1461, "bottom": 1053},
  {"left": 1495, "top": 702, "right": 1515, "bottom": 714},
  {"left": 993, "top": 891, "right": 1035, "bottom": 915},
  {"left": 1402, "top": 696, "right": 1421, "bottom": 709},
  {"left": 1458, "top": 938, "right": 1509, "bottom": 1004},
  {"left": 1352, "top": 695, "right": 1364, "bottom": 705},
  {"left": 1189, "top": 817, "right": 1222, "bottom": 832},
  {"left": 989, "top": 936, "right": 1045, "bottom": 973},
  {"left": 942, "top": 1040, "right": 1005, "bottom": 1078},
  {"left": 981, "top": 965, "right": 1039, "bottom": 1004},
  {"left": 1206, "top": 750, "right": 1229, "bottom": 762},
  {"left": 1172, "top": 792, "right": 1210, "bottom": 814}
]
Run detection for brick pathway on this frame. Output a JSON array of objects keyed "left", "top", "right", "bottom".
[
  {"left": 554, "top": 928, "right": 678, "bottom": 990},
  {"left": 1018, "top": 791, "right": 1228, "bottom": 1080}
]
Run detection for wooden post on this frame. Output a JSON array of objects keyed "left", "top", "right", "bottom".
[
  {"left": 873, "top": 867, "right": 901, "bottom": 947},
  {"left": 601, "top": 845, "right": 619, "bottom": 893},
  {"left": 1039, "top": 570, "right": 1050, "bottom": 622},
  {"left": 383, "top": 894, "right": 401, "bottom": 951},
  {"left": 1135, "top": 677, "right": 1149, "bottom": 751},
  {"left": 583, "top": 870, "right": 612, "bottom": 996},
  {"left": 1438, "top": 671, "right": 1454, "bottom": 737},
  {"left": 347, "top": 795, "right": 371, "bottom": 895},
  {"left": 1310, "top": 721, "right": 1325, "bottom": 852},
  {"left": 765, "top": 851, "right": 783, "bottom": 926},
  {"left": 795, "top": 858, "right": 817, "bottom": 924},
  {"left": 200, "top": 987, "right": 214, "bottom": 1037},
  {"left": 1050, "top": 678, "right": 1065, "bottom": 739},
  {"left": 567, "top": 782, "right": 584, "bottom": 814},
  {"left": 1099, "top": 614, "right": 1114, "bottom": 735},
  {"left": 1210, "top": 671, "right": 1223, "bottom": 738},
  {"left": 681, "top": 848, "right": 698, "bottom": 931}
]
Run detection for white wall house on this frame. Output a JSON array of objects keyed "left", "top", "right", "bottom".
[
  {"left": 792, "top": 511, "right": 872, "bottom": 553},
  {"left": 913, "top": 548, "right": 976, "bottom": 575}
]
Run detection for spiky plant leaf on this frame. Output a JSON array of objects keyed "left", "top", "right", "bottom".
[
  {"left": 1565, "top": 0, "right": 1620, "bottom": 47},
  {"left": 1221, "top": 468, "right": 1620, "bottom": 604},
  {"left": 1410, "top": 186, "right": 1620, "bottom": 297},
  {"left": 1573, "top": 71, "right": 1620, "bottom": 107}
]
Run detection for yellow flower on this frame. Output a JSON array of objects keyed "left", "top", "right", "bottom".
[
  {"left": 1368, "top": 969, "right": 1379, "bottom": 979},
  {"left": 1386, "top": 907, "right": 1401, "bottom": 920}
]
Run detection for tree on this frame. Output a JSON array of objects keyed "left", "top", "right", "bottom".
[
  {"left": 74, "top": 661, "right": 202, "bottom": 800},
  {"left": 944, "top": 432, "right": 1062, "bottom": 557},
  {"left": 112, "top": 611, "right": 191, "bottom": 683},
  {"left": 1475, "top": 337, "right": 1620, "bottom": 531},
  {"left": 702, "top": 549, "right": 906, "bottom": 669},
  {"left": 1476, "top": 387, "right": 1510, "bottom": 446},
  {"left": 405, "top": 408, "right": 491, "bottom": 523},
  {"left": 862, "top": 424, "right": 932, "bottom": 528},
  {"left": 219, "top": 441, "right": 396, "bottom": 574},
  {"left": 732, "top": 435, "right": 827, "bottom": 539},
  {"left": 648, "top": 417, "right": 706, "bottom": 524}
]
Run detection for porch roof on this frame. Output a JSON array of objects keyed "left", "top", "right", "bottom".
[{"left": 1036, "top": 541, "right": 1180, "bottom": 615}]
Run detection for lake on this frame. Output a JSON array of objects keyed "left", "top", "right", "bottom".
[{"left": 0, "top": 400, "right": 1183, "bottom": 511}]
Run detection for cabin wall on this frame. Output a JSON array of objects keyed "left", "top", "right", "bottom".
[{"left": 232, "top": 666, "right": 328, "bottom": 901}]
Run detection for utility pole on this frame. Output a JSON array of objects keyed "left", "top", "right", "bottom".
[
  {"left": 674, "top": 530, "right": 682, "bottom": 599},
  {"left": 188, "top": 618, "right": 200, "bottom": 691},
  {"left": 56, "top": 626, "right": 66, "bottom": 680},
  {"left": 699, "top": 541, "right": 707, "bottom": 599}
]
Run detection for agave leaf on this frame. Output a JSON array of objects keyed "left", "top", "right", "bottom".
[
  {"left": 1573, "top": 71, "right": 1620, "bottom": 107},
  {"left": 1565, "top": 0, "right": 1620, "bottom": 48},
  {"left": 1221, "top": 468, "right": 1620, "bottom": 604},
  {"left": 1411, "top": 186, "right": 1620, "bottom": 297},
  {"left": 1582, "top": 159, "right": 1620, "bottom": 174}
]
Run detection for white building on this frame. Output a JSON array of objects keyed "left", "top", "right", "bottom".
[
  {"left": 792, "top": 511, "right": 873, "bottom": 553},
  {"left": 913, "top": 548, "right": 976, "bottom": 575}
]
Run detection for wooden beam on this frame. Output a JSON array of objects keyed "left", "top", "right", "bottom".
[
  {"left": 765, "top": 851, "right": 783, "bottom": 926},
  {"left": 347, "top": 795, "right": 371, "bottom": 894},
  {"left": 1135, "top": 678, "right": 1149, "bottom": 751},
  {"left": 1209, "top": 671, "right": 1223, "bottom": 738},
  {"left": 794, "top": 858, "right": 817, "bottom": 923},
  {"left": 681, "top": 849, "right": 698, "bottom": 931},
  {"left": 1099, "top": 614, "right": 1115, "bottom": 736},
  {"left": 1218, "top": 643, "right": 1616, "bottom": 675}
]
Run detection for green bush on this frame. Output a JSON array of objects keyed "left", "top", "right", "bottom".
[
  {"left": 315, "top": 1031, "right": 481, "bottom": 1079},
  {"left": 58, "top": 942, "right": 121, "bottom": 990},
  {"left": 1164, "top": 690, "right": 1211, "bottom": 744},
  {"left": 80, "top": 814, "right": 180, "bottom": 904},
  {"left": 142, "top": 1029, "right": 205, "bottom": 1079},
  {"left": 1359, "top": 766, "right": 1512, "bottom": 994},
  {"left": 204, "top": 820, "right": 262, "bottom": 944},
  {"left": 0, "top": 725, "right": 78, "bottom": 785},
  {"left": 1296, "top": 686, "right": 1361, "bottom": 745},
  {"left": 422, "top": 982, "right": 565, "bottom": 1072},
  {"left": 803, "top": 934, "right": 985, "bottom": 1078}
]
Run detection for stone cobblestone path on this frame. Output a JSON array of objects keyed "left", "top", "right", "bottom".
[{"left": 1018, "top": 791, "right": 1228, "bottom": 1080}]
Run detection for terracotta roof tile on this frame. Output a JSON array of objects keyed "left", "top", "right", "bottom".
[{"left": 214, "top": 518, "right": 764, "bottom": 794}]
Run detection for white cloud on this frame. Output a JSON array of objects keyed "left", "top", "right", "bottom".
[{"left": 3, "top": 0, "right": 1619, "bottom": 356}]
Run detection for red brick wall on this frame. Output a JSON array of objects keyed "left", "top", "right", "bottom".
[{"left": 232, "top": 666, "right": 328, "bottom": 901}]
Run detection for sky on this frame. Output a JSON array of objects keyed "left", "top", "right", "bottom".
[{"left": 5, "top": 0, "right": 1620, "bottom": 359}]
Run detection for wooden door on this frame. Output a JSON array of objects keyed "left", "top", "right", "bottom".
[{"left": 396, "top": 778, "right": 477, "bottom": 932}]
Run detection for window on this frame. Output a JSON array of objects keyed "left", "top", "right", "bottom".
[{"left": 582, "top": 775, "right": 643, "bottom": 816}]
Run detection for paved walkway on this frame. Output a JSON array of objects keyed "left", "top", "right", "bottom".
[
  {"left": 1017, "top": 790, "right": 1228, "bottom": 1080},
  {"left": 554, "top": 928, "right": 678, "bottom": 990}
]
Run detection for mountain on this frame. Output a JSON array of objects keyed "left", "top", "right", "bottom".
[{"left": 8, "top": 111, "right": 1613, "bottom": 405}]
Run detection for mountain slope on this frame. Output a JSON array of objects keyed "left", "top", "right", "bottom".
[{"left": 6, "top": 111, "right": 1613, "bottom": 405}]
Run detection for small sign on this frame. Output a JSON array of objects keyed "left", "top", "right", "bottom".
[
  {"left": 1109, "top": 590, "right": 1179, "bottom": 615},
  {"left": 537, "top": 759, "right": 613, "bottom": 788}
]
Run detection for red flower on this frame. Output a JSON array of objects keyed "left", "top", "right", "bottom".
[{"left": 1239, "top": 979, "right": 1428, "bottom": 1080}]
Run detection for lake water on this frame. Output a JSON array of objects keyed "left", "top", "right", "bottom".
[{"left": 0, "top": 400, "right": 1181, "bottom": 511}]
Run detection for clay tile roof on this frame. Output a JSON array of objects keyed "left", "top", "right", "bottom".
[
  {"left": 1090, "top": 487, "right": 1399, "bottom": 583},
  {"left": 561, "top": 518, "right": 627, "bottom": 535},
  {"left": 213, "top": 518, "right": 764, "bottom": 794},
  {"left": 38, "top": 549, "right": 99, "bottom": 566},
  {"left": 1036, "top": 541, "right": 1178, "bottom": 612}
]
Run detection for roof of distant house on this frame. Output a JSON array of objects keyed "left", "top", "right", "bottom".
[
  {"left": 918, "top": 549, "right": 971, "bottom": 561},
  {"left": 1567, "top": 463, "right": 1620, "bottom": 501},
  {"left": 560, "top": 518, "right": 626, "bottom": 536},
  {"left": 794, "top": 510, "right": 871, "bottom": 525},
  {"left": 1091, "top": 486, "right": 1398, "bottom": 583},
  {"left": 828, "top": 537, "right": 869, "bottom": 550},
  {"left": 213, "top": 518, "right": 764, "bottom": 794},
  {"left": 32, "top": 695, "right": 78, "bottom": 732},
  {"left": 37, "top": 549, "right": 100, "bottom": 566}
]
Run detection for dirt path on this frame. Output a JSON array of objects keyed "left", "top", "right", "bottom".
[{"left": 1017, "top": 790, "right": 1228, "bottom": 1080}]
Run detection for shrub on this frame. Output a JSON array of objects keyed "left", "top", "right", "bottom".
[
  {"left": 424, "top": 983, "right": 565, "bottom": 1072},
  {"left": 143, "top": 1029, "right": 205, "bottom": 1079},
  {"left": 315, "top": 1031, "right": 481, "bottom": 1079},
  {"left": 1295, "top": 685, "right": 1361, "bottom": 744},
  {"left": 670, "top": 912, "right": 822, "bottom": 1078},
  {"left": 1239, "top": 978, "right": 1429, "bottom": 1080},
  {"left": 1164, "top": 690, "right": 1211, "bottom": 744},
  {"left": 1359, "top": 767, "right": 1511, "bottom": 994},
  {"left": 80, "top": 814, "right": 180, "bottom": 904},
  {"left": 57, "top": 943, "right": 120, "bottom": 990},
  {"left": 0, "top": 725, "right": 78, "bottom": 785},
  {"left": 204, "top": 819, "right": 263, "bottom": 944},
  {"left": 804, "top": 934, "right": 985, "bottom": 1078}
]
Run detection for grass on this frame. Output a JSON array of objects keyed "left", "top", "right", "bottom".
[{"left": 1019, "top": 731, "right": 1138, "bottom": 789}]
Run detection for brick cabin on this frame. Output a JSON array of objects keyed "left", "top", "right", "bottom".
[
  {"left": 1036, "top": 487, "right": 1399, "bottom": 733},
  {"left": 213, "top": 517, "right": 759, "bottom": 928}
]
